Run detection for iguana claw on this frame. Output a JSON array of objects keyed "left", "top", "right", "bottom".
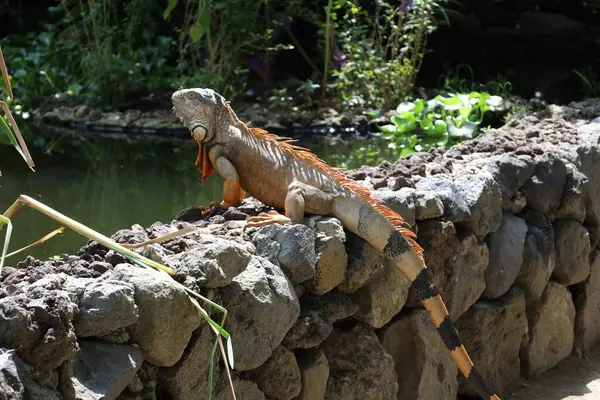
[{"left": 246, "top": 210, "right": 291, "bottom": 227}]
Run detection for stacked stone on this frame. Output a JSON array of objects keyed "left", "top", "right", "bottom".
[{"left": 2, "top": 100, "right": 600, "bottom": 400}]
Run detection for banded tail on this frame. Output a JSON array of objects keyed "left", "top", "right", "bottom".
[{"left": 333, "top": 194, "right": 501, "bottom": 400}]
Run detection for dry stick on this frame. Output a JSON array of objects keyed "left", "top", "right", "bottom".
[
  {"left": 0, "top": 45, "right": 13, "bottom": 99},
  {"left": 1, "top": 195, "right": 175, "bottom": 275},
  {"left": 0, "top": 102, "right": 35, "bottom": 169}
]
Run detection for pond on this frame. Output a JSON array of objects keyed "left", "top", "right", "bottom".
[{"left": 0, "top": 124, "right": 395, "bottom": 262}]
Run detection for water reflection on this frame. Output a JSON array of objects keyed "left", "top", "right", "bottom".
[{"left": 0, "top": 128, "right": 395, "bottom": 261}]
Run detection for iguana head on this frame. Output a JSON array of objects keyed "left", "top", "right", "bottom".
[{"left": 171, "top": 88, "right": 226, "bottom": 182}]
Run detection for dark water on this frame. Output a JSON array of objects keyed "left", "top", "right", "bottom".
[{"left": 0, "top": 127, "right": 395, "bottom": 262}]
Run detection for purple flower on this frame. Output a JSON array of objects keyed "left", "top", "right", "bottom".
[
  {"left": 283, "top": 20, "right": 291, "bottom": 29},
  {"left": 247, "top": 57, "right": 263, "bottom": 71},
  {"left": 332, "top": 54, "right": 347, "bottom": 69},
  {"left": 402, "top": 0, "right": 413, "bottom": 11}
]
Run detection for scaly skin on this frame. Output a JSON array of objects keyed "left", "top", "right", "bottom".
[{"left": 172, "top": 88, "right": 501, "bottom": 400}]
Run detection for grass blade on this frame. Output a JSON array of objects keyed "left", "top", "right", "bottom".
[
  {"left": 5, "top": 226, "right": 65, "bottom": 258},
  {"left": 0, "top": 45, "right": 13, "bottom": 99},
  {"left": 0, "top": 215, "right": 13, "bottom": 276}
]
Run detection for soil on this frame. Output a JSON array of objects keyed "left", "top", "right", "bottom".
[{"left": 507, "top": 347, "right": 600, "bottom": 400}]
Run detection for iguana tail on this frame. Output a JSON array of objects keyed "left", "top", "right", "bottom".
[{"left": 333, "top": 194, "right": 500, "bottom": 400}]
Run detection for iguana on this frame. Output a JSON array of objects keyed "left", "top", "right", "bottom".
[{"left": 172, "top": 88, "right": 501, "bottom": 400}]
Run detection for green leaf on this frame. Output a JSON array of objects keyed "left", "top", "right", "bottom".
[
  {"left": 189, "top": 6, "right": 211, "bottom": 42},
  {"left": 412, "top": 99, "right": 425, "bottom": 115},
  {"left": 400, "top": 147, "right": 415, "bottom": 158},
  {"left": 379, "top": 124, "right": 398, "bottom": 134},
  {"left": 163, "top": 0, "right": 178, "bottom": 20},
  {"left": 396, "top": 102, "right": 415, "bottom": 113},
  {"left": 391, "top": 113, "right": 417, "bottom": 134}
]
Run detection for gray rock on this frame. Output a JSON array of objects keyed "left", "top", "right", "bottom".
[
  {"left": 456, "top": 173, "right": 504, "bottom": 237},
  {"left": 293, "top": 348, "right": 329, "bottom": 400},
  {"left": 245, "top": 346, "right": 301, "bottom": 400},
  {"left": 455, "top": 287, "right": 528, "bottom": 397},
  {"left": 219, "top": 256, "right": 300, "bottom": 371},
  {"left": 351, "top": 260, "right": 410, "bottom": 328},
  {"left": 299, "top": 291, "right": 358, "bottom": 323},
  {"left": 555, "top": 166, "right": 588, "bottom": 222},
  {"left": 413, "top": 189, "right": 444, "bottom": 220},
  {"left": 0, "top": 281, "right": 79, "bottom": 371},
  {"left": 0, "top": 350, "right": 26, "bottom": 399},
  {"left": 74, "top": 280, "right": 138, "bottom": 337},
  {"left": 338, "top": 232, "right": 387, "bottom": 293},
  {"left": 576, "top": 130, "right": 600, "bottom": 247},
  {"left": 214, "top": 378, "right": 265, "bottom": 400},
  {"left": 523, "top": 154, "right": 568, "bottom": 214},
  {"left": 282, "top": 311, "right": 333, "bottom": 349},
  {"left": 552, "top": 219, "right": 591, "bottom": 285},
  {"left": 252, "top": 224, "right": 316, "bottom": 284},
  {"left": 515, "top": 222, "right": 556, "bottom": 318},
  {"left": 372, "top": 188, "right": 417, "bottom": 227},
  {"left": 522, "top": 281, "right": 575, "bottom": 377},
  {"left": 574, "top": 251, "right": 600, "bottom": 354},
  {"left": 483, "top": 213, "right": 528, "bottom": 299},
  {"left": 380, "top": 309, "right": 458, "bottom": 400},
  {"left": 415, "top": 178, "right": 470, "bottom": 223},
  {"left": 159, "top": 323, "right": 219, "bottom": 399},
  {"left": 322, "top": 324, "right": 398, "bottom": 399},
  {"left": 486, "top": 153, "right": 535, "bottom": 212},
  {"left": 71, "top": 341, "right": 143, "bottom": 400},
  {"left": 304, "top": 233, "right": 347, "bottom": 295},
  {"left": 447, "top": 234, "right": 489, "bottom": 319},
  {"left": 312, "top": 217, "right": 346, "bottom": 243},
  {"left": 111, "top": 264, "right": 202, "bottom": 367},
  {"left": 166, "top": 236, "right": 254, "bottom": 288},
  {"left": 405, "top": 220, "right": 456, "bottom": 309}
]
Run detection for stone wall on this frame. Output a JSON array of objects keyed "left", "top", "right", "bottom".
[{"left": 2, "top": 100, "right": 600, "bottom": 399}]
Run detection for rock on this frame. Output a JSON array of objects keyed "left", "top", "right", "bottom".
[
  {"left": 0, "top": 282, "right": 79, "bottom": 371},
  {"left": 455, "top": 287, "right": 528, "bottom": 397},
  {"left": 482, "top": 213, "right": 528, "bottom": 299},
  {"left": 555, "top": 167, "right": 587, "bottom": 222},
  {"left": 312, "top": 217, "right": 346, "bottom": 242},
  {"left": 552, "top": 219, "right": 591, "bottom": 285},
  {"left": 372, "top": 188, "right": 417, "bottom": 227},
  {"left": 414, "top": 189, "right": 444, "bottom": 220},
  {"left": 523, "top": 154, "right": 568, "bottom": 214},
  {"left": 214, "top": 378, "right": 265, "bottom": 400},
  {"left": 520, "top": 12, "right": 587, "bottom": 38},
  {"left": 454, "top": 173, "right": 503, "bottom": 237},
  {"left": 299, "top": 291, "right": 358, "bottom": 323},
  {"left": 293, "top": 348, "right": 329, "bottom": 400},
  {"left": 111, "top": 264, "right": 202, "bottom": 367},
  {"left": 415, "top": 178, "right": 470, "bottom": 223},
  {"left": 486, "top": 154, "right": 535, "bottom": 212},
  {"left": 0, "top": 350, "right": 26, "bottom": 399},
  {"left": 338, "top": 232, "right": 387, "bottom": 293},
  {"left": 379, "top": 309, "right": 458, "bottom": 400},
  {"left": 70, "top": 340, "right": 143, "bottom": 400},
  {"left": 350, "top": 260, "right": 410, "bottom": 328},
  {"left": 514, "top": 220, "right": 556, "bottom": 317},
  {"left": 251, "top": 224, "right": 317, "bottom": 284},
  {"left": 166, "top": 236, "right": 254, "bottom": 288},
  {"left": 282, "top": 311, "right": 333, "bottom": 349},
  {"left": 322, "top": 324, "right": 398, "bottom": 399},
  {"left": 522, "top": 281, "right": 576, "bottom": 377},
  {"left": 304, "top": 231, "right": 347, "bottom": 295},
  {"left": 446, "top": 233, "right": 489, "bottom": 319},
  {"left": 406, "top": 220, "right": 455, "bottom": 309},
  {"left": 574, "top": 251, "right": 600, "bottom": 353},
  {"left": 219, "top": 256, "right": 300, "bottom": 371},
  {"left": 159, "top": 323, "right": 219, "bottom": 399},
  {"left": 74, "top": 280, "right": 138, "bottom": 337},
  {"left": 245, "top": 346, "right": 301, "bottom": 400}
]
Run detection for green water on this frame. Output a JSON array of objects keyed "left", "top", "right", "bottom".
[{"left": 0, "top": 128, "right": 395, "bottom": 262}]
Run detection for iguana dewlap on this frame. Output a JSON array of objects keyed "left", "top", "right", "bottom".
[{"left": 172, "top": 88, "right": 501, "bottom": 400}]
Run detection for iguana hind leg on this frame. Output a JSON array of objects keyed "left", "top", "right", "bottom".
[{"left": 247, "top": 180, "right": 334, "bottom": 227}]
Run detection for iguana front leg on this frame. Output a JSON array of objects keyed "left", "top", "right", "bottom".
[
  {"left": 247, "top": 180, "right": 334, "bottom": 227},
  {"left": 200, "top": 153, "right": 246, "bottom": 217}
]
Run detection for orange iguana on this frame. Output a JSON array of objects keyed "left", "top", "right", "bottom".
[{"left": 171, "top": 88, "right": 501, "bottom": 400}]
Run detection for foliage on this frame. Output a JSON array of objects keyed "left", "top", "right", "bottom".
[
  {"left": 439, "top": 64, "right": 513, "bottom": 99},
  {"left": 377, "top": 92, "right": 503, "bottom": 156},
  {"left": 329, "top": 0, "right": 447, "bottom": 110},
  {"left": 573, "top": 68, "right": 600, "bottom": 99},
  {"left": 0, "top": 44, "right": 35, "bottom": 171}
]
